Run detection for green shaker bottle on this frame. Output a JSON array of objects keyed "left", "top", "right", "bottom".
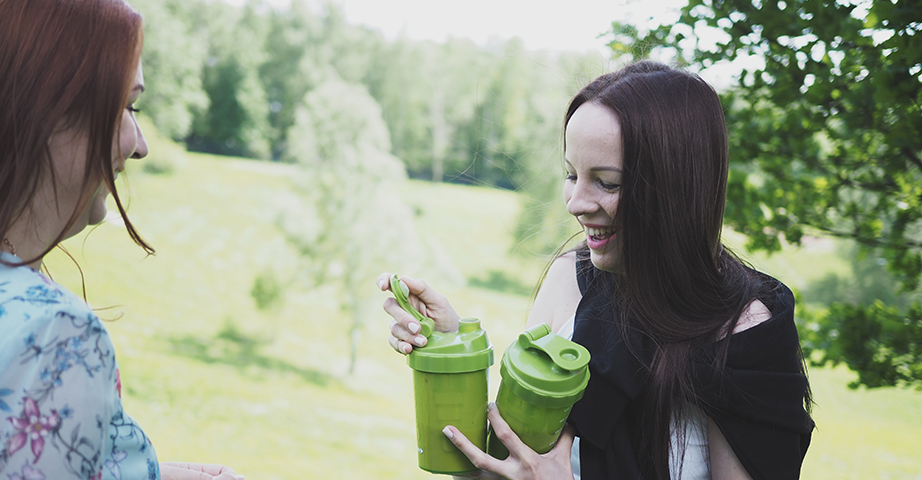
[
  {"left": 487, "top": 323, "right": 590, "bottom": 459},
  {"left": 390, "top": 275, "right": 494, "bottom": 475}
]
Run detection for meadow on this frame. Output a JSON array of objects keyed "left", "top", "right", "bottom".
[{"left": 46, "top": 146, "right": 922, "bottom": 479}]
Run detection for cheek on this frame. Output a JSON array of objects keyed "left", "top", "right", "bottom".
[
  {"left": 115, "top": 118, "right": 137, "bottom": 158},
  {"left": 603, "top": 193, "right": 620, "bottom": 217}
]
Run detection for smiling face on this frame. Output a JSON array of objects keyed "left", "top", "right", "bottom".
[
  {"left": 52, "top": 62, "right": 148, "bottom": 239},
  {"left": 563, "top": 101, "right": 624, "bottom": 272}
]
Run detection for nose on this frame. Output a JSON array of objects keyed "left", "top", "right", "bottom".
[
  {"left": 131, "top": 121, "right": 148, "bottom": 159},
  {"left": 566, "top": 179, "right": 597, "bottom": 218}
]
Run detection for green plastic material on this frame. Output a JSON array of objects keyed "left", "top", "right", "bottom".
[
  {"left": 390, "top": 274, "right": 434, "bottom": 337},
  {"left": 499, "top": 324, "right": 590, "bottom": 407},
  {"left": 399, "top": 295, "right": 494, "bottom": 475},
  {"left": 407, "top": 318, "right": 494, "bottom": 373},
  {"left": 413, "top": 369, "right": 487, "bottom": 475},
  {"left": 487, "top": 324, "right": 590, "bottom": 459}
]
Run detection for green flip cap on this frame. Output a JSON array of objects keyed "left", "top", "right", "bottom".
[
  {"left": 407, "top": 318, "right": 493, "bottom": 373},
  {"left": 390, "top": 274, "right": 435, "bottom": 337},
  {"left": 499, "top": 324, "right": 590, "bottom": 408}
]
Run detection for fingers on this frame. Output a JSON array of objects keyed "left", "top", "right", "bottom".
[
  {"left": 442, "top": 426, "right": 508, "bottom": 477},
  {"left": 159, "top": 463, "right": 244, "bottom": 480},
  {"left": 554, "top": 424, "right": 576, "bottom": 453},
  {"left": 384, "top": 297, "right": 428, "bottom": 352},
  {"left": 388, "top": 323, "right": 415, "bottom": 354},
  {"left": 375, "top": 272, "right": 393, "bottom": 292},
  {"left": 486, "top": 402, "right": 529, "bottom": 455}
]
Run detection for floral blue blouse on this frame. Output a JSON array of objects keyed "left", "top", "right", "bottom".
[{"left": 0, "top": 254, "right": 159, "bottom": 480}]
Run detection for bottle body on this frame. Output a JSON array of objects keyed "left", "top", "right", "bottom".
[
  {"left": 414, "top": 369, "right": 488, "bottom": 474},
  {"left": 486, "top": 324, "right": 590, "bottom": 460},
  {"left": 487, "top": 381, "right": 577, "bottom": 458}
]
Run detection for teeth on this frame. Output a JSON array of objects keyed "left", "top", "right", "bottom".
[{"left": 585, "top": 226, "right": 614, "bottom": 237}]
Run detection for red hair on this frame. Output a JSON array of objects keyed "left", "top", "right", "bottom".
[{"left": 0, "top": 0, "right": 152, "bottom": 263}]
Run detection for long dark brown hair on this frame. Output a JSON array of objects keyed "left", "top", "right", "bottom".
[
  {"left": 0, "top": 0, "right": 153, "bottom": 266},
  {"left": 564, "top": 61, "right": 803, "bottom": 478}
]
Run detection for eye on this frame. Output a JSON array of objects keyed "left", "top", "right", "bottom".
[
  {"left": 565, "top": 173, "right": 577, "bottom": 182},
  {"left": 127, "top": 105, "right": 140, "bottom": 114},
  {"left": 598, "top": 180, "right": 621, "bottom": 192}
]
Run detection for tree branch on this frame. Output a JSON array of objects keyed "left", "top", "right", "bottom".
[
  {"left": 903, "top": 147, "right": 922, "bottom": 173},
  {"left": 810, "top": 225, "right": 922, "bottom": 250}
]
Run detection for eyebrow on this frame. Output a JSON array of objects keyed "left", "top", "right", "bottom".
[
  {"left": 564, "top": 158, "right": 622, "bottom": 172},
  {"left": 132, "top": 85, "right": 145, "bottom": 93}
]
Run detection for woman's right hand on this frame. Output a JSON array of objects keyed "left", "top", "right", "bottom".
[{"left": 376, "top": 272, "right": 461, "bottom": 354}]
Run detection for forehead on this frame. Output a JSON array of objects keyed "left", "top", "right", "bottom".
[{"left": 565, "top": 102, "right": 622, "bottom": 168}]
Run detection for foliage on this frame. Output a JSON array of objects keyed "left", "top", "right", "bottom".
[
  {"left": 132, "top": 0, "right": 209, "bottom": 140},
  {"left": 49, "top": 151, "right": 922, "bottom": 479},
  {"left": 250, "top": 270, "right": 283, "bottom": 312},
  {"left": 184, "top": 1, "right": 271, "bottom": 159},
  {"left": 282, "top": 75, "right": 428, "bottom": 373},
  {"left": 132, "top": 0, "right": 613, "bottom": 193},
  {"left": 606, "top": 0, "right": 922, "bottom": 387}
]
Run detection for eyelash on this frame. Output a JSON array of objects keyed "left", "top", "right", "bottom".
[
  {"left": 599, "top": 180, "right": 621, "bottom": 192},
  {"left": 127, "top": 105, "right": 140, "bottom": 114},
  {"left": 565, "top": 173, "right": 621, "bottom": 192}
]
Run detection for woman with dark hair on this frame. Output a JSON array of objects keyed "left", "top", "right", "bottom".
[
  {"left": 0, "top": 1, "right": 241, "bottom": 478},
  {"left": 379, "top": 61, "right": 814, "bottom": 479}
]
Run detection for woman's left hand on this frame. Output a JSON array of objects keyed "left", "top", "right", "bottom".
[
  {"left": 443, "top": 403, "right": 575, "bottom": 480},
  {"left": 159, "top": 462, "right": 244, "bottom": 480}
]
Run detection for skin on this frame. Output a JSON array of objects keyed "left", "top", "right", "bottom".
[
  {"left": 2, "top": 62, "right": 244, "bottom": 480},
  {"left": 380, "top": 101, "right": 765, "bottom": 479},
  {"left": 3, "top": 64, "right": 148, "bottom": 270},
  {"left": 563, "top": 102, "right": 623, "bottom": 273}
]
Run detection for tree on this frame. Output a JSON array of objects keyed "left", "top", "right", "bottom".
[
  {"left": 281, "top": 75, "right": 451, "bottom": 374},
  {"left": 608, "top": 0, "right": 922, "bottom": 388},
  {"left": 258, "top": 0, "right": 325, "bottom": 159},
  {"left": 185, "top": 1, "right": 271, "bottom": 159},
  {"left": 131, "top": 0, "right": 209, "bottom": 140}
]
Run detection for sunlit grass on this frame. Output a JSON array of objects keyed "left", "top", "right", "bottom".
[{"left": 44, "top": 147, "right": 921, "bottom": 479}]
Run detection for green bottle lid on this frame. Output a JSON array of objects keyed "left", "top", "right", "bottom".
[
  {"left": 407, "top": 318, "right": 494, "bottom": 373},
  {"left": 390, "top": 274, "right": 435, "bottom": 337},
  {"left": 499, "top": 324, "right": 591, "bottom": 408}
]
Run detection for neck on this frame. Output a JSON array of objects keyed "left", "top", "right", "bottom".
[{"left": 3, "top": 224, "right": 49, "bottom": 271}]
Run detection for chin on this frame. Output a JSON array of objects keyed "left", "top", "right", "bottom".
[
  {"left": 589, "top": 252, "right": 618, "bottom": 273},
  {"left": 86, "top": 192, "right": 109, "bottom": 226}
]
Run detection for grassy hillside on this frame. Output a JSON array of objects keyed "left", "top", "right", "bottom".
[{"left": 46, "top": 151, "right": 921, "bottom": 479}]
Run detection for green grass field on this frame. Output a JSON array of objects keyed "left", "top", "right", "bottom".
[{"left": 46, "top": 150, "right": 921, "bottom": 479}]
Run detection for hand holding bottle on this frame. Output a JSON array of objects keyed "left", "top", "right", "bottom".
[{"left": 376, "top": 272, "right": 461, "bottom": 354}]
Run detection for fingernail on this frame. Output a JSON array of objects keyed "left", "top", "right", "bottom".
[
  {"left": 488, "top": 402, "right": 495, "bottom": 411},
  {"left": 377, "top": 279, "right": 385, "bottom": 289},
  {"left": 414, "top": 336, "right": 426, "bottom": 346},
  {"left": 442, "top": 426, "right": 453, "bottom": 440},
  {"left": 408, "top": 322, "right": 420, "bottom": 334}
]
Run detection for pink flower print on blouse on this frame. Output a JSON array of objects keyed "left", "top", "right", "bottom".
[
  {"left": 7, "top": 397, "right": 60, "bottom": 463},
  {"left": 116, "top": 368, "right": 122, "bottom": 398}
]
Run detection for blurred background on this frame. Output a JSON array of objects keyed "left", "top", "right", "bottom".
[{"left": 46, "top": 0, "right": 921, "bottom": 478}]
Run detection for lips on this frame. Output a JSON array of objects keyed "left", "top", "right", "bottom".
[{"left": 583, "top": 224, "right": 616, "bottom": 250}]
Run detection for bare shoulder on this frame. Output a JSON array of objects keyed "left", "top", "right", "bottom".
[
  {"left": 526, "top": 251, "right": 582, "bottom": 333},
  {"left": 733, "top": 299, "right": 772, "bottom": 335}
]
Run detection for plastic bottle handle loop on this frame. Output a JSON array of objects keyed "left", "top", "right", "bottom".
[
  {"left": 518, "top": 324, "right": 590, "bottom": 372},
  {"left": 390, "top": 274, "right": 435, "bottom": 338}
]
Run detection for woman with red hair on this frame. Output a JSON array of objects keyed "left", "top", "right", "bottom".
[{"left": 0, "top": 1, "right": 241, "bottom": 478}]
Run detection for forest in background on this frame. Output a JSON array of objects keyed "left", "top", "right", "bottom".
[{"left": 130, "top": 0, "right": 922, "bottom": 390}]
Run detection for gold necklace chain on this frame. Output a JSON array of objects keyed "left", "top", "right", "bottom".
[{"left": 2, "top": 237, "right": 16, "bottom": 256}]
